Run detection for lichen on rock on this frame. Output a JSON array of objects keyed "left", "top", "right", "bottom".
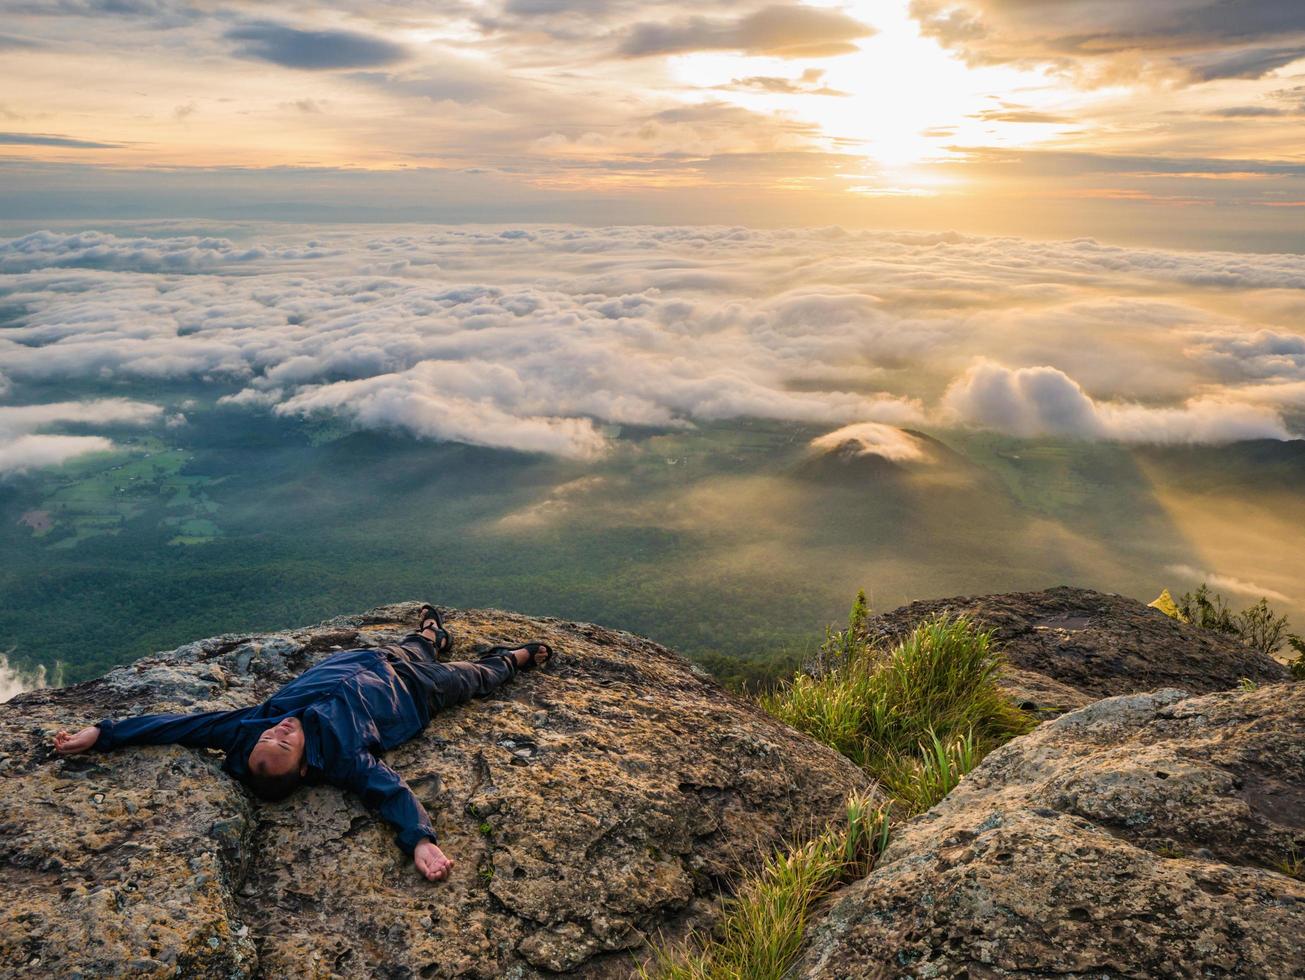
[{"left": 794, "top": 683, "right": 1305, "bottom": 978}]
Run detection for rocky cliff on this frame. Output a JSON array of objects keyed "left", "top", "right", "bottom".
[
  {"left": 0, "top": 604, "right": 871, "bottom": 978},
  {"left": 795, "top": 683, "right": 1305, "bottom": 978},
  {"left": 1, "top": 589, "right": 1300, "bottom": 979},
  {"left": 792, "top": 587, "right": 1303, "bottom": 979},
  {"left": 854, "top": 586, "right": 1289, "bottom": 716}
]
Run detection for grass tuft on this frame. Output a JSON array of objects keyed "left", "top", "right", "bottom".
[
  {"left": 759, "top": 614, "right": 1032, "bottom": 797},
  {"left": 644, "top": 793, "right": 891, "bottom": 980},
  {"left": 880, "top": 728, "right": 983, "bottom": 816},
  {"left": 1278, "top": 845, "right": 1303, "bottom": 880},
  {"left": 645, "top": 608, "right": 1036, "bottom": 979}
]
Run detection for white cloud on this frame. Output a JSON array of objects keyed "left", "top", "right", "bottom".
[
  {"left": 942, "top": 361, "right": 1290, "bottom": 443},
  {"left": 0, "top": 654, "right": 50, "bottom": 704},
  {"left": 0, "top": 433, "right": 115, "bottom": 474},
  {"left": 1165, "top": 564, "right": 1294, "bottom": 605},
  {"left": 219, "top": 386, "right": 285, "bottom": 407},
  {"left": 2, "top": 225, "right": 1303, "bottom": 456},
  {"left": 0, "top": 398, "right": 162, "bottom": 474},
  {"left": 0, "top": 399, "right": 163, "bottom": 430},
  {"left": 810, "top": 422, "right": 927, "bottom": 462},
  {"left": 276, "top": 362, "right": 610, "bottom": 459}
]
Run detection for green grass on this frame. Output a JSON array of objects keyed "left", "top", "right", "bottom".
[
  {"left": 24, "top": 438, "right": 222, "bottom": 550},
  {"left": 879, "top": 728, "right": 983, "bottom": 816},
  {"left": 1278, "top": 846, "right": 1303, "bottom": 880},
  {"left": 642, "top": 793, "right": 890, "bottom": 980},
  {"left": 758, "top": 614, "right": 1033, "bottom": 805},
  {"left": 647, "top": 613, "right": 1035, "bottom": 979}
]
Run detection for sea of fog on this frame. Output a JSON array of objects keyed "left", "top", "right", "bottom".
[{"left": 2, "top": 221, "right": 1303, "bottom": 694}]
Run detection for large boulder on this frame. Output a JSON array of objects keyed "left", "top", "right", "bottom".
[
  {"left": 854, "top": 586, "right": 1288, "bottom": 715},
  {"left": 0, "top": 603, "right": 873, "bottom": 978},
  {"left": 795, "top": 683, "right": 1305, "bottom": 978}
]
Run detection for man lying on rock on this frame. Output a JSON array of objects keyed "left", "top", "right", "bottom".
[{"left": 51, "top": 605, "right": 554, "bottom": 884}]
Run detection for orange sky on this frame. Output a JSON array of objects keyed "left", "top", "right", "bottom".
[{"left": 1, "top": 0, "right": 1303, "bottom": 247}]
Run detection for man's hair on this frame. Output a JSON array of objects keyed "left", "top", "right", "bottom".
[{"left": 245, "top": 768, "right": 304, "bottom": 802}]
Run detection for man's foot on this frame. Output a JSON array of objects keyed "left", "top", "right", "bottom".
[
  {"left": 505, "top": 643, "right": 553, "bottom": 671},
  {"left": 417, "top": 604, "right": 452, "bottom": 655}
]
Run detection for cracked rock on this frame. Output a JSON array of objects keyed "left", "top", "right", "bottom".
[
  {"left": 849, "top": 586, "right": 1288, "bottom": 717},
  {"left": 794, "top": 683, "right": 1305, "bottom": 979}
]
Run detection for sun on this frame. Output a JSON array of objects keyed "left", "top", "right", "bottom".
[{"left": 666, "top": 0, "right": 1082, "bottom": 188}]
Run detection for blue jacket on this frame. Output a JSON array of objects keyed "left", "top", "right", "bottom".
[{"left": 91, "top": 646, "right": 444, "bottom": 855}]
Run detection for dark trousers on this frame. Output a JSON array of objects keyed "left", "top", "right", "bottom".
[{"left": 387, "top": 633, "right": 517, "bottom": 714}]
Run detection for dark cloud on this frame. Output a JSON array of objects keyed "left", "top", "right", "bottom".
[
  {"left": 3, "top": 0, "right": 177, "bottom": 12},
  {"left": 348, "top": 62, "right": 512, "bottom": 105},
  {"left": 1177, "top": 45, "right": 1305, "bottom": 81},
  {"left": 908, "top": 0, "right": 1305, "bottom": 84},
  {"left": 226, "top": 21, "right": 408, "bottom": 70},
  {"left": 619, "top": 4, "right": 874, "bottom": 59},
  {"left": 1209, "top": 105, "right": 1291, "bottom": 118},
  {"left": 718, "top": 67, "right": 848, "bottom": 96},
  {"left": 504, "top": 0, "right": 611, "bottom": 14},
  {"left": 0, "top": 132, "right": 122, "bottom": 148},
  {"left": 0, "top": 32, "right": 42, "bottom": 49},
  {"left": 0, "top": 0, "right": 201, "bottom": 27}
]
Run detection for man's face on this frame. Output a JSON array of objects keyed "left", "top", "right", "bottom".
[{"left": 248, "top": 716, "right": 307, "bottom": 778}]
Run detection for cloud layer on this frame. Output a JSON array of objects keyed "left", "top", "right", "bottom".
[{"left": 1, "top": 224, "right": 1301, "bottom": 457}]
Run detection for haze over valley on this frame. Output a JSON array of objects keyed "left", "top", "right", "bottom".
[{"left": 3, "top": 222, "right": 1303, "bottom": 688}]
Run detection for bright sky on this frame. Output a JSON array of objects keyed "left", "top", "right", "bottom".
[{"left": 1, "top": 0, "right": 1303, "bottom": 247}]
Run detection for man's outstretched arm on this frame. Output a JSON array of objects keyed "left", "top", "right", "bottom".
[
  {"left": 335, "top": 752, "right": 454, "bottom": 882},
  {"left": 54, "top": 707, "right": 254, "bottom": 755}
]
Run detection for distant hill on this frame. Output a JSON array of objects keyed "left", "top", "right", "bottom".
[{"left": 792, "top": 424, "right": 982, "bottom": 486}]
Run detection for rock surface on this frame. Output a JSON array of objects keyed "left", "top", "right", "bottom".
[
  {"left": 795, "top": 683, "right": 1305, "bottom": 979},
  {"left": 854, "top": 586, "right": 1288, "bottom": 715},
  {"left": 0, "top": 603, "right": 872, "bottom": 978}
]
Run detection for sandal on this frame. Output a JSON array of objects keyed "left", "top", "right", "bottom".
[
  {"left": 485, "top": 642, "right": 554, "bottom": 671},
  {"left": 416, "top": 603, "right": 452, "bottom": 656}
]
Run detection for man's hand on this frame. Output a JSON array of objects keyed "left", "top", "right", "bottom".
[
  {"left": 414, "top": 840, "right": 454, "bottom": 882},
  {"left": 54, "top": 726, "right": 100, "bottom": 755}
]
